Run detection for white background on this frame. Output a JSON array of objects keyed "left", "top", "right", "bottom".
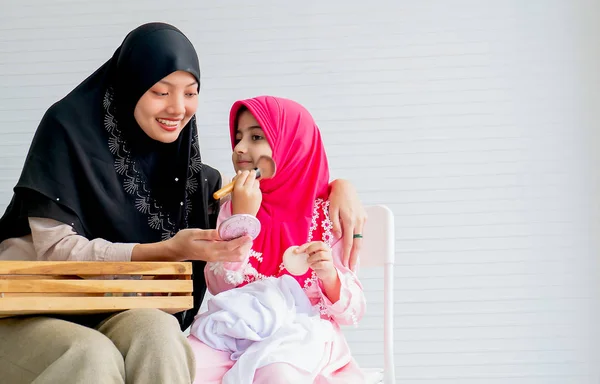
[{"left": 1, "top": 1, "right": 599, "bottom": 382}]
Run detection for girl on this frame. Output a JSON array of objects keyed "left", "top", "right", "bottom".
[{"left": 188, "top": 96, "right": 366, "bottom": 383}]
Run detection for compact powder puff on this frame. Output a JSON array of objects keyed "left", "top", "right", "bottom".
[
  {"left": 282, "top": 246, "right": 310, "bottom": 275},
  {"left": 218, "top": 214, "right": 261, "bottom": 241}
]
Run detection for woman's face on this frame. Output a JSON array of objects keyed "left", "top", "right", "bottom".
[{"left": 134, "top": 71, "right": 199, "bottom": 143}]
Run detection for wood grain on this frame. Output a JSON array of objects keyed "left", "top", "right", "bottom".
[
  {"left": 0, "top": 296, "right": 193, "bottom": 317},
  {"left": 0, "top": 261, "right": 192, "bottom": 276},
  {"left": 0, "top": 279, "right": 193, "bottom": 293}
]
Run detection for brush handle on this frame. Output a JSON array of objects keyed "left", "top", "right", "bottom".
[
  {"left": 212, "top": 168, "right": 262, "bottom": 200},
  {"left": 213, "top": 181, "right": 235, "bottom": 200}
]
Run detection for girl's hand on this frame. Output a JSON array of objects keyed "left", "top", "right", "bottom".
[
  {"left": 296, "top": 241, "right": 341, "bottom": 302},
  {"left": 296, "top": 241, "right": 337, "bottom": 284},
  {"left": 231, "top": 170, "right": 262, "bottom": 216}
]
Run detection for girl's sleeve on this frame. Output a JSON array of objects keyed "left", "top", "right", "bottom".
[
  {"left": 204, "top": 201, "right": 251, "bottom": 295},
  {"left": 316, "top": 238, "right": 366, "bottom": 326}
]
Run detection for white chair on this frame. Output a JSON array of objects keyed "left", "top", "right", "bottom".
[{"left": 358, "top": 205, "right": 396, "bottom": 384}]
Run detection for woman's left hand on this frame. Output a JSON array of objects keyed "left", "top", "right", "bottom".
[{"left": 328, "top": 179, "right": 367, "bottom": 271}]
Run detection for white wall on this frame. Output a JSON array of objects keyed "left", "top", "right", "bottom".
[{"left": 1, "top": 1, "right": 598, "bottom": 382}]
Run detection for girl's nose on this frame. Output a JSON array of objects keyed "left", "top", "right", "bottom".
[{"left": 234, "top": 142, "right": 247, "bottom": 153}]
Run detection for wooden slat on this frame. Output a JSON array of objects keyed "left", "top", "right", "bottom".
[
  {"left": 0, "top": 261, "right": 192, "bottom": 276},
  {"left": 0, "top": 296, "right": 193, "bottom": 316},
  {"left": 1, "top": 292, "right": 105, "bottom": 298},
  {"left": 0, "top": 275, "right": 75, "bottom": 280},
  {"left": 0, "top": 279, "right": 193, "bottom": 293}
]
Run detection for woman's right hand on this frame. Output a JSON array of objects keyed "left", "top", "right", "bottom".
[{"left": 166, "top": 229, "right": 252, "bottom": 262}]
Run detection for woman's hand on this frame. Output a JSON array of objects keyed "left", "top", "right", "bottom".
[
  {"left": 328, "top": 179, "right": 367, "bottom": 271},
  {"left": 231, "top": 170, "right": 262, "bottom": 216},
  {"left": 165, "top": 229, "right": 252, "bottom": 263}
]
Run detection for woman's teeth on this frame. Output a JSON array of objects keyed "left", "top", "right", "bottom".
[{"left": 157, "top": 119, "right": 178, "bottom": 126}]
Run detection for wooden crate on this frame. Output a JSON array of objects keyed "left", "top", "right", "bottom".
[{"left": 0, "top": 261, "right": 193, "bottom": 317}]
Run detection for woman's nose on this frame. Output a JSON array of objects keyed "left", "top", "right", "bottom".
[{"left": 166, "top": 94, "right": 185, "bottom": 115}]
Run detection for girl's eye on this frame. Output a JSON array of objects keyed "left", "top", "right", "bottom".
[
  {"left": 252, "top": 135, "right": 264, "bottom": 141},
  {"left": 185, "top": 92, "right": 198, "bottom": 97},
  {"left": 153, "top": 91, "right": 168, "bottom": 96}
]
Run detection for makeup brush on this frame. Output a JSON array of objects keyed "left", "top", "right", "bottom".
[{"left": 212, "top": 155, "right": 276, "bottom": 200}]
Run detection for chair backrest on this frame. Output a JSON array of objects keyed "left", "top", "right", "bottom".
[
  {"left": 359, "top": 205, "right": 395, "bottom": 269},
  {"left": 354, "top": 205, "right": 396, "bottom": 384}
]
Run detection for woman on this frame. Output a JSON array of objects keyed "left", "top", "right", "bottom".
[{"left": 0, "top": 23, "right": 366, "bottom": 384}]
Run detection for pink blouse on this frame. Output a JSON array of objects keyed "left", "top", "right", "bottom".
[{"left": 204, "top": 201, "right": 366, "bottom": 326}]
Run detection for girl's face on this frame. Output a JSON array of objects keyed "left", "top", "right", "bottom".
[
  {"left": 134, "top": 71, "right": 199, "bottom": 143},
  {"left": 233, "top": 110, "right": 273, "bottom": 172}
]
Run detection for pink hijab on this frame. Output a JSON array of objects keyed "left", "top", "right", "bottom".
[{"left": 229, "top": 96, "right": 330, "bottom": 286}]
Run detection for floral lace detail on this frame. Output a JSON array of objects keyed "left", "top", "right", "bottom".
[
  {"left": 306, "top": 199, "right": 334, "bottom": 315},
  {"left": 209, "top": 249, "right": 269, "bottom": 285},
  {"left": 350, "top": 310, "right": 359, "bottom": 326},
  {"left": 102, "top": 87, "right": 202, "bottom": 240},
  {"left": 208, "top": 262, "right": 226, "bottom": 277},
  {"left": 307, "top": 201, "right": 320, "bottom": 244},
  {"left": 320, "top": 200, "right": 334, "bottom": 246},
  {"left": 250, "top": 249, "right": 263, "bottom": 263},
  {"left": 307, "top": 199, "right": 359, "bottom": 325},
  {"left": 243, "top": 267, "right": 269, "bottom": 284},
  {"left": 225, "top": 264, "right": 256, "bottom": 286},
  {"left": 303, "top": 270, "right": 319, "bottom": 290},
  {"left": 308, "top": 199, "right": 333, "bottom": 247},
  {"left": 316, "top": 296, "right": 329, "bottom": 316},
  {"left": 343, "top": 271, "right": 360, "bottom": 326},
  {"left": 316, "top": 271, "right": 361, "bottom": 325},
  {"left": 239, "top": 250, "right": 269, "bottom": 284}
]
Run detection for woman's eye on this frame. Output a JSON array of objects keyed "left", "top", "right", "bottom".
[
  {"left": 153, "top": 91, "right": 168, "bottom": 96},
  {"left": 185, "top": 92, "right": 198, "bottom": 97},
  {"left": 252, "top": 135, "right": 264, "bottom": 141}
]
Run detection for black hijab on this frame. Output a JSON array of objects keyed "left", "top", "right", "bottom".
[{"left": 0, "top": 23, "right": 220, "bottom": 330}]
